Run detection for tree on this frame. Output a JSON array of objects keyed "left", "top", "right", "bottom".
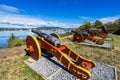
[
  {"left": 8, "top": 33, "right": 15, "bottom": 43},
  {"left": 84, "top": 22, "right": 92, "bottom": 30},
  {"left": 76, "top": 18, "right": 120, "bottom": 33},
  {"left": 7, "top": 33, "right": 25, "bottom": 48},
  {"left": 77, "top": 22, "right": 92, "bottom": 32},
  {"left": 115, "top": 18, "right": 120, "bottom": 25},
  {"left": 105, "top": 22, "right": 118, "bottom": 33},
  {"left": 94, "top": 20, "right": 103, "bottom": 28},
  {"left": 114, "top": 18, "right": 120, "bottom": 29}
]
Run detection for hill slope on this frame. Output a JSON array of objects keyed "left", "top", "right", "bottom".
[{"left": 0, "top": 34, "right": 120, "bottom": 80}]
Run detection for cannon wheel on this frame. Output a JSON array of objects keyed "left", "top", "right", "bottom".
[
  {"left": 50, "top": 33, "right": 61, "bottom": 42},
  {"left": 26, "top": 35, "right": 41, "bottom": 60},
  {"left": 73, "top": 33, "right": 84, "bottom": 42}
]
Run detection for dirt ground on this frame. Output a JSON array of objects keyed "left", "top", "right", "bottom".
[{"left": 0, "top": 45, "right": 25, "bottom": 60}]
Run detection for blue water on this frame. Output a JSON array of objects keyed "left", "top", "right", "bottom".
[{"left": 0, "top": 30, "right": 65, "bottom": 47}]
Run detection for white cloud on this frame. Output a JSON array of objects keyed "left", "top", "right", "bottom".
[
  {"left": 79, "top": 16, "right": 97, "bottom": 21},
  {"left": 79, "top": 16, "right": 90, "bottom": 20},
  {"left": 0, "top": 12, "right": 68, "bottom": 28},
  {"left": 0, "top": 4, "right": 21, "bottom": 13},
  {"left": 99, "top": 16, "right": 120, "bottom": 23},
  {"left": 0, "top": 4, "right": 69, "bottom": 28},
  {"left": 72, "top": 24, "right": 81, "bottom": 28},
  {"left": 79, "top": 16, "right": 120, "bottom": 24},
  {"left": 0, "top": 12, "right": 45, "bottom": 25},
  {"left": 0, "top": 4, "right": 76, "bottom": 28}
]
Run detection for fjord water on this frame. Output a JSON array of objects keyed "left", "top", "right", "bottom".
[
  {"left": 0, "top": 30, "right": 65, "bottom": 47},
  {"left": 0, "top": 30, "right": 34, "bottom": 47}
]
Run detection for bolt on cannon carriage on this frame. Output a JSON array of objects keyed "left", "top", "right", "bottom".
[{"left": 25, "top": 29, "right": 96, "bottom": 80}]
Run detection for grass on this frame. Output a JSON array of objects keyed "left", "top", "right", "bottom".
[
  {"left": 0, "top": 55, "right": 42, "bottom": 80},
  {"left": 62, "top": 34, "right": 120, "bottom": 80},
  {"left": 7, "top": 37, "right": 25, "bottom": 48},
  {"left": 59, "top": 32, "right": 72, "bottom": 37},
  {"left": 7, "top": 33, "right": 25, "bottom": 48},
  {"left": 0, "top": 33, "right": 120, "bottom": 80}
]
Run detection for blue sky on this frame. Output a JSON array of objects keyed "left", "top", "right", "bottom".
[{"left": 0, "top": 0, "right": 120, "bottom": 28}]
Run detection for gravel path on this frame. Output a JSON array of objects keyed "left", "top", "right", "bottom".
[
  {"left": 24, "top": 56, "right": 117, "bottom": 80},
  {"left": 80, "top": 41, "right": 113, "bottom": 49}
]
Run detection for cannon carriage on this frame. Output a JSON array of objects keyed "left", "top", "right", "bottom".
[
  {"left": 72, "top": 31, "right": 104, "bottom": 45},
  {"left": 25, "top": 29, "right": 96, "bottom": 80},
  {"left": 87, "top": 30, "right": 108, "bottom": 38}
]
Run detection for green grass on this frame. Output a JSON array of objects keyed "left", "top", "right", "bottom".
[
  {"left": 7, "top": 37, "right": 25, "bottom": 48},
  {"left": 59, "top": 32, "right": 72, "bottom": 37},
  {"left": 1, "top": 33, "right": 119, "bottom": 80},
  {"left": 15, "top": 56, "right": 42, "bottom": 80},
  {"left": 7, "top": 33, "right": 25, "bottom": 48},
  {"left": 0, "top": 56, "right": 42, "bottom": 80},
  {"left": 63, "top": 34, "right": 120, "bottom": 79}
]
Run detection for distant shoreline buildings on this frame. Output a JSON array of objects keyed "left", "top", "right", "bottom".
[{"left": 0, "top": 27, "right": 75, "bottom": 32}]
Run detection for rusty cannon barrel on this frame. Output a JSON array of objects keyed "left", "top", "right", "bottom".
[{"left": 32, "top": 29, "right": 61, "bottom": 47}]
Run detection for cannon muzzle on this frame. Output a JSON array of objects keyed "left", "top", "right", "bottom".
[
  {"left": 32, "top": 29, "right": 48, "bottom": 38},
  {"left": 32, "top": 29, "right": 61, "bottom": 47}
]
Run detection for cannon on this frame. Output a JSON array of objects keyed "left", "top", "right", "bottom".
[
  {"left": 87, "top": 30, "right": 108, "bottom": 38},
  {"left": 25, "top": 29, "right": 96, "bottom": 80},
  {"left": 72, "top": 31, "right": 104, "bottom": 45},
  {"left": 32, "top": 29, "right": 61, "bottom": 47}
]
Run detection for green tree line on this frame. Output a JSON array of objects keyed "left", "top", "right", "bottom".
[{"left": 76, "top": 18, "right": 120, "bottom": 33}]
